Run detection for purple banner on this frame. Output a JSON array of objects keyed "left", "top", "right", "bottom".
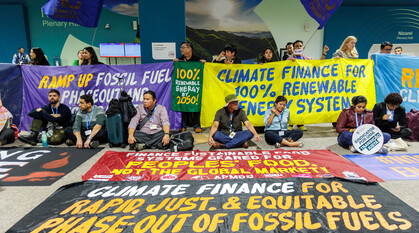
[
  {"left": 20, "top": 62, "right": 181, "bottom": 131},
  {"left": 343, "top": 153, "right": 419, "bottom": 180}
]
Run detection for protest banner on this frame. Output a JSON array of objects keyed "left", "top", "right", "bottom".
[
  {"left": 82, "top": 150, "right": 383, "bottom": 182},
  {"left": 0, "top": 147, "right": 102, "bottom": 186},
  {"left": 373, "top": 54, "right": 419, "bottom": 112},
  {"left": 7, "top": 178, "right": 419, "bottom": 232},
  {"left": 0, "top": 64, "right": 23, "bottom": 126},
  {"left": 343, "top": 153, "right": 419, "bottom": 181},
  {"left": 201, "top": 59, "right": 376, "bottom": 127},
  {"left": 171, "top": 62, "right": 204, "bottom": 112},
  {"left": 20, "top": 63, "right": 181, "bottom": 131},
  {"left": 300, "top": 0, "right": 343, "bottom": 29}
]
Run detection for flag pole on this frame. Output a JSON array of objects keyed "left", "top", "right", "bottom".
[
  {"left": 91, "top": 27, "right": 98, "bottom": 46},
  {"left": 304, "top": 29, "right": 319, "bottom": 48}
]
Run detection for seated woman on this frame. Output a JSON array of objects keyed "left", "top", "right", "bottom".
[
  {"left": 264, "top": 96, "right": 303, "bottom": 148},
  {"left": 128, "top": 90, "right": 170, "bottom": 151},
  {"left": 336, "top": 96, "right": 390, "bottom": 152}
]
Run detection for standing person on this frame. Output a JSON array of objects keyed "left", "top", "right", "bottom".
[
  {"left": 282, "top": 42, "right": 293, "bottom": 61},
  {"left": 12, "top": 47, "right": 30, "bottom": 65},
  {"left": 29, "top": 47, "right": 50, "bottom": 66},
  {"left": 208, "top": 94, "right": 260, "bottom": 149},
  {"left": 174, "top": 42, "right": 205, "bottom": 133},
  {"left": 18, "top": 89, "right": 71, "bottom": 145},
  {"left": 81, "top": 47, "right": 104, "bottom": 65},
  {"left": 0, "top": 93, "right": 16, "bottom": 146},
  {"left": 213, "top": 45, "right": 241, "bottom": 64},
  {"left": 333, "top": 36, "right": 359, "bottom": 59},
  {"left": 64, "top": 94, "right": 107, "bottom": 149},
  {"left": 72, "top": 50, "right": 84, "bottom": 66},
  {"left": 394, "top": 47, "right": 403, "bottom": 55},
  {"left": 259, "top": 48, "right": 275, "bottom": 64},
  {"left": 379, "top": 41, "right": 393, "bottom": 54},
  {"left": 373, "top": 93, "right": 412, "bottom": 139},
  {"left": 128, "top": 90, "right": 170, "bottom": 151},
  {"left": 287, "top": 40, "right": 310, "bottom": 131},
  {"left": 264, "top": 96, "right": 303, "bottom": 148},
  {"left": 336, "top": 96, "right": 390, "bottom": 153}
]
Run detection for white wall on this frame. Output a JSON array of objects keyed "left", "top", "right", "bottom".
[{"left": 254, "top": 0, "right": 324, "bottom": 59}]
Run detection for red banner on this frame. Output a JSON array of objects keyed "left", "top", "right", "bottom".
[{"left": 82, "top": 150, "right": 383, "bottom": 182}]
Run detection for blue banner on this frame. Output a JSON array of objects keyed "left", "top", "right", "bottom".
[
  {"left": 41, "top": 0, "right": 104, "bottom": 28},
  {"left": 373, "top": 54, "right": 419, "bottom": 112},
  {"left": 300, "top": 0, "right": 342, "bottom": 29},
  {"left": 343, "top": 153, "right": 419, "bottom": 181},
  {"left": 20, "top": 62, "right": 181, "bottom": 131},
  {"left": 0, "top": 64, "right": 22, "bottom": 126}
]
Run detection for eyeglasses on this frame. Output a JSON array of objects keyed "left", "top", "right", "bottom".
[
  {"left": 384, "top": 49, "right": 392, "bottom": 52},
  {"left": 180, "top": 46, "right": 189, "bottom": 50}
]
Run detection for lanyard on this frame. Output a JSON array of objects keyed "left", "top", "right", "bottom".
[
  {"left": 228, "top": 113, "right": 233, "bottom": 132},
  {"left": 51, "top": 104, "right": 59, "bottom": 114},
  {"left": 145, "top": 104, "right": 157, "bottom": 123},
  {"left": 278, "top": 111, "right": 284, "bottom": 130},
  {"left": 85, "top": 106, "right": 95, "bottom": 129},
  {"left": 355, "top": 112, "right": 363, "bottom": 128}
]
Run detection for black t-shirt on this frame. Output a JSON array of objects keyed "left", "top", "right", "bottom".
[
  {"left": 213, "top": 57, "right": 242, "bottom": 64},
  {"left": 177, "top": 54, "right": 202, "bottom": 62},
  {"left": 214, "top": 107, "right": 248, "bottom": 135}
]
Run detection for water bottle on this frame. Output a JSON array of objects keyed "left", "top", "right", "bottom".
[{"left": 41, "top": 131, "right": 48, "bottom": 147}]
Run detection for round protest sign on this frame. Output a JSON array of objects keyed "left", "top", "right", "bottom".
[{"left": 352, "top": 124, "right": 384, "bottom": 154}]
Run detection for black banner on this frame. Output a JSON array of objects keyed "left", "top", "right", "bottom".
[
  {"left": 7, "top": 178, "right": 419, "bottom": 232},
  {"left": 0, "top": 147, "right": 102, "bottom": 186}
]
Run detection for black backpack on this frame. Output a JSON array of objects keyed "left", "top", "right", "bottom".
[{"left": 170, "top": 131, "right": 194, "bottom": 151}]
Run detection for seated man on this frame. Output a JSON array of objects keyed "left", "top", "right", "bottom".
[
  {"left": 64, "top": 94, "right": 107, "bottom": 149},
  {"left": 0, "top": 93, "right": 16, "bottom": 145},
  {"left": 128, "top": 90, "right": 170, "bottom": 151},
  {"left": 208, "top": 94, "right": 260, "bottom": 149},
  {"left": 19, "top": 89, "right": 71, "bottom": 145},
  {"left": 373, "top": 93, "right": 412, "bottom": 139}
]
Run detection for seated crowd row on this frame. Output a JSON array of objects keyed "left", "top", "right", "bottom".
[{"left": 0, "top": 89, "right": 411, "bottom": 153}]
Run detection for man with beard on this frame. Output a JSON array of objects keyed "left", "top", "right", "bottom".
[{"left": 19, "top": 89, "right": 71, "bottom": 145}]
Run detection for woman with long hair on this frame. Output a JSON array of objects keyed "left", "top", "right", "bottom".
[
  {"left": 81, "top": 46, "right": 103, "bottom": 65},
  {"left": 29, "top": 47, "right": 50, "bottom": 66},
  {"left": 333, "top": 36, "right": 359, "bottom": 59},
  {"left": 72, "top": 50, "right": 84, "bottom": 66},
  {"left": 259, "top": 48, "right": 275, "bottom": 64}
]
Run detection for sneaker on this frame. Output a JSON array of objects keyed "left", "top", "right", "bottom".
[
  {"left": 194, "top": 128, "right": 202, "bottom": 133},
  {"left": 349, "top": 145, "right": 357, "bottom": 153},
  {"left": 129, "top": 144, "right": 136, "bottom": 150},
  {"left": 135, "top": 143, "right": 146, "bottom": 151},
  {"left": 65, "top": 139, "right": 74, "bottom": 146},
  {"left": 274, "top": 142, "right": 281, "bottom": 148},
  {"left": 89, "top": 141, "right": 100, "bottom": 149},
  {"left": 242, "top": 142, "right": 248, "bottom": 149},
  {"left": 376, "top": 147, "right": 388, "bottom": 155},
  {"left": 287, "top": 126, "right": 293, "bottom": 131},
  {"left": 298, "top": 126, "right": 308, "bottom": 131},
  {"left": 18, "top": 132, "right": 39, "bottom": 146}
]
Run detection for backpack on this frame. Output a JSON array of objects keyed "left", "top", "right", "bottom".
[
  {"left": 406, "top": 109, "right": 419, "bottom": 141},
  {"left": 170, "top": 131, "right": 194, "bottom": 152}
]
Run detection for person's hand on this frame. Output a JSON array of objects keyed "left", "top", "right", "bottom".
[
  {"left": 208, "top": 136, "right": 215, "bottom": 146},
  {"left": 162, "top": 134, "right": 170, "bottom": 146},
  {"left": 51, "top": 114, "right": 61, "bottom": 118},
  {"left": 173, "top": 58, "right": 179, "bottom": 62},
  {"left": 391, "top": 127, "right": 400, "bottom": 132},
  {"left": 350, "top": 129, "right": 355, "bottom": 133},
  {"left": 128, "top": 135, "right": 136, "bottom": 144},
  {"left": 271, "top": 108, "right": 278, "bottom": 115},
  {"left": 218, "top": 51, "right": 225, "bottom": 58},
  {"left": 36, "top": 108, "right": 42, "bottom": 112},
  {"left": 323, "top": 45, "right": 329, "bottom": 53},
  {"left": 84, "top": 138, "right": 91, "bottom": 148},
  {"left": 254, "top": 134, "right": 261, "bottom": 142},
  {"left": 224, "top": 55, "right": 231, "bottom": 64},
  {"left": 76, "top": 139, "right": 83, "bottom": 148},
  {"left": 290, "top": 56, "right": 296, "bottom": 62},
  {"left": 382, "top": 114, "right": 390, "bottom": 120},
  {"left": 199, "top": 59, "right": 206, "bottom": 63}
]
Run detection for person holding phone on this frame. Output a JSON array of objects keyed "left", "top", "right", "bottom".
[
  {"left": 373, "top": 93, "right": 412, "bottom": 139},
  {"left": 213, "top": 45, "right": 241, "bottom": 64},
  {"left": 264, "top": 96, "right": 303, "bottom": 148}
]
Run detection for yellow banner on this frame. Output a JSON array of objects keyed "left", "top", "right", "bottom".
[{"left": 201, "top": 59, "right": 376, "bottom": 127}]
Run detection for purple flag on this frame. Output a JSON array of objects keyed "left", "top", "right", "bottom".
[
  {"left": 20, "top": 62, "right": 181, "bottom": 131},
  {"left": 300, "top": 0, "right": 342, "bottom": 29},
  {"left": 41, "top": 0, "right": 104, "bottom": 28}
]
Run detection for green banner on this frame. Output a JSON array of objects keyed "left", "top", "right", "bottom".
[{"left": 171, "top": 62, "right": 204, "bottom": 112}]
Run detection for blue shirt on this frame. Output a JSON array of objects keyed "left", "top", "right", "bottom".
[{"left": 264, "top": 108, "right": 290, "bottom": 131}]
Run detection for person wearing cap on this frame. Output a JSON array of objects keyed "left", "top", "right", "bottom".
[{"left": 208, "top": 94, "right": 260, "bottom": 149}]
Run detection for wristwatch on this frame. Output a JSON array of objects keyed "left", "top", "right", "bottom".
[{"left": 87, "top": 136, "right": 92, "bottom": 140}]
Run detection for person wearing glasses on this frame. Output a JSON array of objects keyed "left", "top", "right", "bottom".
[
  {"left": 173, "top": 42, "right": 205, "bottom": 133},
  {"left": 379, "top": 41, "right": 393, "bottom": 54}
]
